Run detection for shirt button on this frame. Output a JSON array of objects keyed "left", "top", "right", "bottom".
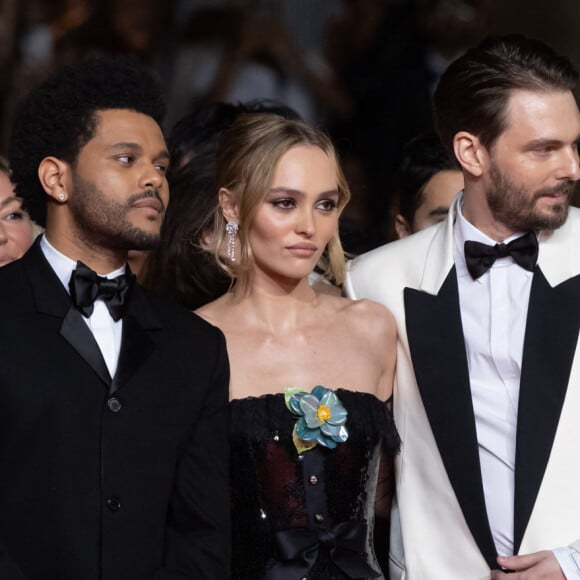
[
  {"left": 309, "top": 475, "right": 318, "bottom": 485},
  {"left": 107, "top": 397, "right": 122, "bottom": 413},
  {"left": 106, "top": 497, "right": 121, "bottom": 512},
  {"left": 314, "top": 513, "right": 324, "bottom": 522}
]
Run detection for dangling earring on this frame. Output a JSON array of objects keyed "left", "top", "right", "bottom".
[{"left": 226, "top": 221, "right": 239, "bottom": 262}]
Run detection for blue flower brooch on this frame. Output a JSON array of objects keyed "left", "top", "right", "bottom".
[{"left": 284, "top": 386, "right": 349, "bottom": 454}]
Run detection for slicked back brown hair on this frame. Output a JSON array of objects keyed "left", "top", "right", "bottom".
[{"left": 433, "top": 34, "right": 578, "bottom": 156}]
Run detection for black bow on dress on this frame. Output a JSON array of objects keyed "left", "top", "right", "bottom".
[{"left": 263, "top": 520, "right": 381, "bottom": 579}]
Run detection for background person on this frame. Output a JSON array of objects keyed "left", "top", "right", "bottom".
[
  {"left": 141, "top": 99, "right": 301, "bottom": 307},
  {"left": 0, "top": 155, "right": 36, "bottom": 266},
  {"left": 393, "top": 131, "right": 463, "bottom": 239}
]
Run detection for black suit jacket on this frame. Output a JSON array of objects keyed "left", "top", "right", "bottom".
[{"left": 0, "top": 240, "right": 231, "bottom": 580}]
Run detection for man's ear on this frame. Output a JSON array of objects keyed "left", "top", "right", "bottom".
[
  {"left": 38, "top": 157, "right": 70, "bottom": 203},
  {"left": 394, "top": 214, "right": 412, "bottom": 239},
  {"left": 453, "top": 132, "right": 487, "bottom": 178},
  {"left": 219, "top": 187, "right": 239, "bottom": 223}
]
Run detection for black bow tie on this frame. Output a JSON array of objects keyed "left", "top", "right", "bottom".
[
  {"left": 69, "top": 261, "right": 134, "bottom": 321},
  {"left": 464, "top": 231, "right": 538, "bottom": 280}
]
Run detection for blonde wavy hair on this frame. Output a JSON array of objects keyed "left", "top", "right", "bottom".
[{"left": 210, "top": 113, "right": 351, "bottom": 295}]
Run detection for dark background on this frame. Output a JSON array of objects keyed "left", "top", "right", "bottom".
[{"left": 1, "top": 0, "right": 578, "bottom": 247}]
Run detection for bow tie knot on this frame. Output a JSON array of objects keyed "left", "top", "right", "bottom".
[
  {"left": 69, "top": 261, "right": 134, "bottom": 321},
  {"left": 464, "top": 231, "right": 539, "bottom": 280}
]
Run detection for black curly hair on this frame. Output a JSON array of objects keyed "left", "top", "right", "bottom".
[
  {"left": 397, "top": 132, "right": 459, "bottom": 225},
  {"left": 9, "top": 55, "right": 166, "bottom": 227}
]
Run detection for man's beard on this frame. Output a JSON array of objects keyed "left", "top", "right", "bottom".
[
  {"left": 487, "top": 164, "right": 574, "bottom": 232},
  {"left": 69, "top": 175, "right": 163, "bottom": 251}
]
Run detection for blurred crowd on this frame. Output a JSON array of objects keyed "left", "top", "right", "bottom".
[{"left": 0, "top": 0, "right": 577, "bottom": 253}]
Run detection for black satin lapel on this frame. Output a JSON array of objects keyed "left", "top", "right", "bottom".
[
  {"left": 60, "top": 307, "right": 111, "bottom": 387},
  {"left": 111, "top": 314, "right": 155, "bottom": 394},
  {"left": 405, "top": 268, "right": 497, "bottom": 569},
  {"left": 514, "top": 269, "right": 580, "bottom": 553}
]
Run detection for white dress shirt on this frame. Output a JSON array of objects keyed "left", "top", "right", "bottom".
[
  {"left": 454, "top": 201, "right": 531, "bottom": 557},
  {"left": 40, "top": 236, "right": 124, "bottom": 378},
  {"left": 453, "top": 198, "right": 579, "bottom": 577}
]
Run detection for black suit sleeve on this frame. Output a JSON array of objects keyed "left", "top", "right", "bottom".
[{"left": 154, "top": 326, "right": 231, "bottom": 580}]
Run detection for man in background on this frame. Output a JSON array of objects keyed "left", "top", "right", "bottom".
[{"left": 393, "top": 131, "right": 463, "bottom": 238}]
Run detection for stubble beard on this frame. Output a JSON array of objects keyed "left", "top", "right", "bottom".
[
  {"left": 69, "top": 176, "right": 163, "bottom": 251},
  {"left": 487, "top": 164, "right": 573, "bottom": 232}
]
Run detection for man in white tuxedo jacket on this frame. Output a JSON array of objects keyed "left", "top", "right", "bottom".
[{"left": 345, "top": 35, "right": 580, "bottom": 580}]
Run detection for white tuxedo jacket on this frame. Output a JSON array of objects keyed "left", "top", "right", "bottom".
[{"left": 345, "top": 201, "right": 580, "bottom": 579}]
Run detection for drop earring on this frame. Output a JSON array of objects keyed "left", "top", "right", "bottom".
[{"left": 225, "top": 221, "right": 238, "bottom": 262}]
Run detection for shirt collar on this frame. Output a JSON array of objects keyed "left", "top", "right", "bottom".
[
  {"left": 453, "top": 192, "right": 535, "bottom": 280},
  {"left": 40, "top": 235, "right": 126, "bottom": 294}
]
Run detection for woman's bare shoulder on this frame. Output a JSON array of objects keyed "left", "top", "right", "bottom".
[
  {"left": 343, "top": 297, "right": 395, "bottom": 332},
  {"left": 322, "top": 296, "right": 396, "bottom": 399},
  {"left": 320, "top": 294, "right": 397, "bottom": 346}
]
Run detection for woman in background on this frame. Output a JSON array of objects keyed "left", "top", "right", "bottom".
[
  {"left": 141, "top": 99, "right": 302, "bottom": 306},
  {"left": 0, "top": 156, "right": 37, "bottom": 267},
  {"left": 196, "top": 113, "right": 398, "bottom": 579}
]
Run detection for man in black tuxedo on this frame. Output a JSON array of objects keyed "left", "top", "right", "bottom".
[{"left": 0, "top": 57, "right": 230, "bottom": 579}]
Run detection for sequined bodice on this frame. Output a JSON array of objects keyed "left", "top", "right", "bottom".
[{"left": 229, "top": 389, "right": 399, "bottom": 580}]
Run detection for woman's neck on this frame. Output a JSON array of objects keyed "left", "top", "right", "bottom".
[{"left": 230, "top": 275, "right": 320, "bottom": 334}]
